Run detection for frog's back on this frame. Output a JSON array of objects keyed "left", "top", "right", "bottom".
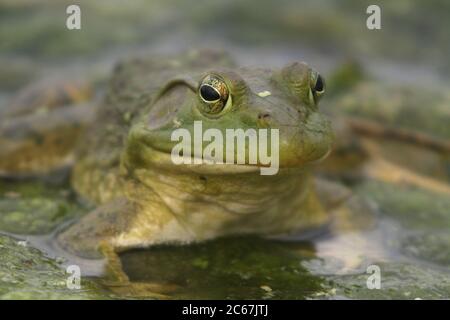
[{"left": 72, "top": 50, "right": 235, "bottom": 204}]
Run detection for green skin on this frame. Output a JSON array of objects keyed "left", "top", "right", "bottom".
[{"left": 2, "top": 50, "right": 337, "bottom": 260}]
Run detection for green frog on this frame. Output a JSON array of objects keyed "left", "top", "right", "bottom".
[
  {"left": 0, "top": 50, "right": 373, "bottom": 293},
  {"left": 62, "top": 50, "right": 342, "bottom": 255}
]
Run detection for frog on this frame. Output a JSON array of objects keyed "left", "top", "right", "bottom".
[
  {"left": 57, "top": 49, "right": 350, "bottom": 258},
  {"left": 2, "top": 49, "right": 423, "bottom": 295}
]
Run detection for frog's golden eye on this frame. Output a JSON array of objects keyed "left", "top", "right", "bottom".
[{"left": 198, "top": 75, "right": 230, "bottom": 115}]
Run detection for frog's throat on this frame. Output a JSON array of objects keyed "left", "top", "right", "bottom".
[{"left": 127, "top": 156, "right": 312, "bottom": 218}]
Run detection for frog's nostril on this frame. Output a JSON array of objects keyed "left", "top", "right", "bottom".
[
  {"left": 258, "top": 113, "right": 271, "bottom": 120},
  {"left": 258, "top": 113, "right": 271, "bottom": 127}
]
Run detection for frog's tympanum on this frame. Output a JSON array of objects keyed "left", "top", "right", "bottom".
[{"left": 0, "top": 50, "right": 355, "bottom": 289}]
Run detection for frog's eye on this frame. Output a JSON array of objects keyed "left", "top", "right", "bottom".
[
  {"left": 200, "top": 85, "right": 220, "bottom": 102},
  {"left": 314, "top": 74, "right": 325, "bottom": 93},
  {"left": 310, "top": 73, "right": 325, "bottom": 105},
  {"left": 198, "top": 75, "right": 230, "bottom": 115}
]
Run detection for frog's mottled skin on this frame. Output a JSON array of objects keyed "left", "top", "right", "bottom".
[
  {"left": 0, "top": 50, "right": 343, "bottom": 261},
  {"left": 57, "top": 50, "right": 337, "bottom": 258}
]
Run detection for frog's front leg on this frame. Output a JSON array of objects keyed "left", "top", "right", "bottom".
[
  {"left": 57, "top": 197, "right": 189, "bottom": 298},
  {"left": 97, "top": 240, "right": 177, "bottom": 299}
]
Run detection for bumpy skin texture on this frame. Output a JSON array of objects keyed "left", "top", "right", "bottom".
[{"left": 57, "top": 50, "right": 335, "bottom": 258}]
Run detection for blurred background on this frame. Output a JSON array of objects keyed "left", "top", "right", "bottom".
[
  {"left": 1, "top": 0, "right": 449, "bottom": 92},
  {"left": 0, "top": 0, "right": 449, "bottom": 299}
]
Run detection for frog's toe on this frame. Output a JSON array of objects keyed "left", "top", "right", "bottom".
[{"left": 99, "top": 241, "right": 178, "bottom": 299}]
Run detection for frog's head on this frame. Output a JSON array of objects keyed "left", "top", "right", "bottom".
[{"left": 125, "top": 62, "right": 333, "bottom": 175}]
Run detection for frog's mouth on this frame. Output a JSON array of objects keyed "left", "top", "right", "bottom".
[
  {"left": 126, "top": 114, "right": 333, "bottom": 175},
  {"left": 125, "top": 138, "right": 331, "bottom": 179},
  {"left": 130, "top": 140, "right": 265, "bottom": 175}
]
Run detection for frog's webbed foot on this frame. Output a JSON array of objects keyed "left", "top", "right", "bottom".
[
  {"left": 57, "top": 198, "right": 180, "bottom": 299},
  {"left": 98, "top": 241, "right": 178, "bottom": 299}
]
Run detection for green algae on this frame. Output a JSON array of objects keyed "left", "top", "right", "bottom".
[
  {"left": 0, "top": 234, "right": 112, "bottom": 299},
  {"left": 0, "top": 180, "right": 86, "bottom": 235}
]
